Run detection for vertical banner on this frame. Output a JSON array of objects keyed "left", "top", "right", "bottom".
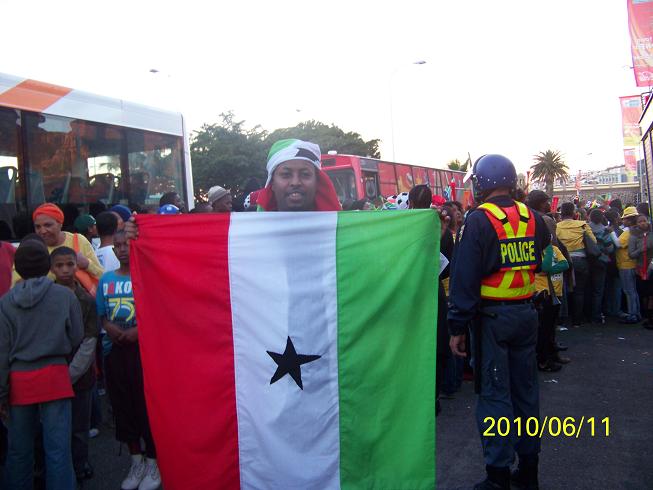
[
  {"left": 627, "top": 0, "right": 653, "bottom": 87},
  {"left": 625, "top": 148, "right": 638, "bottom": 179},
  {"left": 620, "top": 96, "right": 644, "bottom": 147}
]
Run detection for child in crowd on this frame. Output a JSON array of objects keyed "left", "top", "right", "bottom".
[
  {"left": 616, "top": 207, "right": 641, "bottom": 323},
  {"left": 109, "top": 204, "right": 132, "bottom": 231},
  {"left": 91, "top": 211, "right": 121, "bottom": 438},
  {"left": 603, "top": 209, "right": 623, "bottom": 319},
  {"left": 0, "top": 237, "right": 83, "bottom": 489},
  {"left": 51, "top": 246, "right": 98, "bottom": 484},
  {"left": 95, "top": 211, "right": 121, "bottom": 272},
  {"left": 74, "top": 214, "right": 98, "bottom": 249},
  {"left": 535, "top": 242, "right": 570, "bottom": 372},
  {"left": 96, "top": 231, "right": 160, "bottom": 490}
]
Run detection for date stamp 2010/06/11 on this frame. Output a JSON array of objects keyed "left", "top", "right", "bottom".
[{"left": 482, "top": 416, "right": 610, "bottom": 438}]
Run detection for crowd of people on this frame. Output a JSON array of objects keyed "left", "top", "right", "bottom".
[
  {"left": 0, "top": 138, "right": 649, "bottom": 490},
  {"left": 522, "top": 194, "right": 653, "bottom": 369}
]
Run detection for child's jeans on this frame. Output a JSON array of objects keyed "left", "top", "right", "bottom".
[
  {"left": 619, "top": 268, "right": 640, "bottom": 319},
  {"left": 4, "top": 398, "right": 75, "bottom": 490}
]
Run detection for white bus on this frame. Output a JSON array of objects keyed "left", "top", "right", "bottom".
[{"left": 0, "top": 73, "right": 193, "bottom": 239}]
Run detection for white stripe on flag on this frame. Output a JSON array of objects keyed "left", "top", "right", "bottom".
[{"left": 229, "top": 212, "right": 341, "bottom": 490}]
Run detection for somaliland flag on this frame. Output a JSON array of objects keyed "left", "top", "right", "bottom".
[{"left": 130, "top": 210, "right": 439, "bottom": 489}]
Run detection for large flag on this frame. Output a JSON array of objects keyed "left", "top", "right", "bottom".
[{"left": 130, "top": 211, "right": 439, "bottom": 490}]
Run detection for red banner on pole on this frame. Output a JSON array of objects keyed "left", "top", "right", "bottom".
[
  {"left": 620, "top": 95, "right": 643, "bottom": 147},
  {"left": 624, "top": 148, "right": 638, "bottom": 178},
  {"left": 628, "top": 0, "right": 653, "bottom": 87}
]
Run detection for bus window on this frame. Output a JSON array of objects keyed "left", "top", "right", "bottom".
[
  {"left": 0, "top": 108, "right": 23, "bottom": 236},
  {"left": 24, "top": 113, "right": 122, "bottom": 208},
  {"left": 126, "top": 130, "right": 184, "bottom": 210},
  {"left": 0, "top": 108, "right": 20, "bottom": 205},
  {"left": 327, "top": 169, "right": 357, "bottom": 203}
]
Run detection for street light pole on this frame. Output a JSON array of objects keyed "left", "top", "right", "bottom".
[{"left": 389, "top": 60, "right": 426, "bottom": 162}]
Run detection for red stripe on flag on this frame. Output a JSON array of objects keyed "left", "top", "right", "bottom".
[{"left": 130, "top": 214, "right": 239, "bottom": 490}]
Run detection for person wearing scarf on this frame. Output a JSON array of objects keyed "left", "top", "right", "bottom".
[
  {"left": 256, "top": 139, "right": 341, "bottom": 212},
  {"left": 12, "top": 204, "right": 104, "bottom": 286}
]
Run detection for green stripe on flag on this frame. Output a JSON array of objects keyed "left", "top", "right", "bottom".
[{"left": 336, "top": 210, "right": 439, "bottom": 489}]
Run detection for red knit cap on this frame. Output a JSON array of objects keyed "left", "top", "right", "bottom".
[{"left": 32, "top": 203, "right": 64, "bottom": 224}]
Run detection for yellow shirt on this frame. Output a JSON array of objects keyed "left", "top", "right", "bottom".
[
  {"left": 534, "top": 246, "right": 565, "bottom": 296},
  {"left": 556, "top": 219, "right": 596, "bottom": 253},
  {"left": 12, "top": 231, "right": 104, "bottom": 285},
  {"left": 616, "top": 229, "right": 636, "bottom": 270}
]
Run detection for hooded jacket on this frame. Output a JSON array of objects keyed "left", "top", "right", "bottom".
[
  {"left": 0, "top": 276, "right": 83, "bottom": 404},
  {"left": 588, "top": 221, "right": 615, "bottom": 263}
]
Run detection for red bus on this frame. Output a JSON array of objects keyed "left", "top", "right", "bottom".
[{"left": 321, "top": 154, "right": 471, "bottom": 206}]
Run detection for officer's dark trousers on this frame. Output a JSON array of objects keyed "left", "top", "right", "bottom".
[{"left": 474, "top": 302, "right": 540, "bottom": 467}]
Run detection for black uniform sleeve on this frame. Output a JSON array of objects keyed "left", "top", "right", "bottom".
[{"left": 446, "top": 211, "right": 496, "bottom": 335}]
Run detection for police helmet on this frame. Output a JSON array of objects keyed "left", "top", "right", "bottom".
[
  {"left": 158, "top": 204, "right": 180, "bottom": 215},
  {"left": 469, "top": 154, "right": 517, "bottom": 201}
]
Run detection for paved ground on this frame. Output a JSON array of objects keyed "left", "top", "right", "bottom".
[
  {"left": 7, "top": 320, "right": 651, "bottom": 489},
  {"left": 436, "top": 321, "right": 653, "bottom": 490}
]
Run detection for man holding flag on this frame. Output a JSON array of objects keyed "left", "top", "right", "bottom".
[{"left": 126, "top": 139, "right": 438, "bottom": 489}]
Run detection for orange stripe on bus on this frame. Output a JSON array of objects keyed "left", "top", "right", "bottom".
[{"left": 0, "top": 79, "right": 72, "bottom": 112}]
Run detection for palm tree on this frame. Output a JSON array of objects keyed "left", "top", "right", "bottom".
[
  {"left": 447, "top": 156, "right": 471, "bottom": 172},
  {"left": 530, "top": 150, "right": 569, "bottom": 196}
]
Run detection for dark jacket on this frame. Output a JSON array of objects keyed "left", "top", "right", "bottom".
[
  {"left": 447, "top": 196, "right": 550, "bottom": 335},
  {"left": 0, "top": 277, "right": 83, "bottom": 401},
  {"left": 68, "top": 281, "right": 98, "bottom": 391}
]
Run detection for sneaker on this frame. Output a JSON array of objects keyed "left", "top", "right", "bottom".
[
  {"left": 88, "top": 428, "right": 99, "bottom": 439},
  {"left": 139, "top": 458, "right": 161, "bottom": 490},
  {"left": 121, "top": 456, "right": 146, "bottom": 490}
]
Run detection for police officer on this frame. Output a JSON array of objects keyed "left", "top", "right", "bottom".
[{"left": 448, "top": 155, "right": 550, "bottom": 490}]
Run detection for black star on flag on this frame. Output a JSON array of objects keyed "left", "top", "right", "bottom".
[{"left": 267, "top": 336, "right": 321, "bottom": 390}]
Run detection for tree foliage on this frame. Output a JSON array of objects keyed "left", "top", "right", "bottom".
[
  {"left": 190, "top": 112, "right": 268, "bottom": 202},
  {"left": 267, "top": 120, "right": 380, "bottom": 159},
  {"left": 190, "top": 114, "right": 381, "bottom": 206},
  {"left": 530, "top": 150, "right": 569, "bottom": 196}
]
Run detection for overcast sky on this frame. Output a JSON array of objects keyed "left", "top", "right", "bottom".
[{"left": 1, "top": 0, "right": 641, "bottom": 173}]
